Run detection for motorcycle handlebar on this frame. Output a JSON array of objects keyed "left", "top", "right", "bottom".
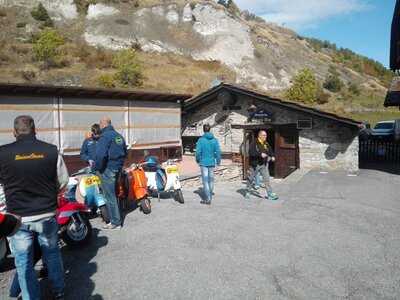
[{"left": 71, "top": 167, "right": 94, "bottom": 177}]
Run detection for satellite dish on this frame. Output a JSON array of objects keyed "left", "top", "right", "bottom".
[{"left": 218, "top": 90, "right": 237, "bottom": 107}]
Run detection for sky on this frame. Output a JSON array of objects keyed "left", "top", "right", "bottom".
[{"left": 234, "top": 0, "right": 396, "bottom": 67}]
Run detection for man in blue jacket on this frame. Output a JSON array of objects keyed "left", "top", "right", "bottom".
[
  {"left": 80, "top": 124, "right": 101, "bottom": 167},
  {"left": 195, "top": 124, "right": 221, "bottom": 205},
  {"left": 95, "top": 117, "right": 127, "bottom": 230}
]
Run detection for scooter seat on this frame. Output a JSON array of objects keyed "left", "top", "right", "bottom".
[{"left": 143, "top": 164, "right": 158, "bottom": 172}]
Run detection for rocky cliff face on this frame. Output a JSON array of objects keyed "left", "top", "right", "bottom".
[
  {"left": 0, "top": 0, "right": 386, "bottom": 95},
  {"left": 82, "top": 2, "right": 309, "bottom": 91}
]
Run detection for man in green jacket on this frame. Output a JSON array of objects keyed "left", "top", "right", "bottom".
[{"left": 195, "top": 124, "right": 221, "bottom": 205}]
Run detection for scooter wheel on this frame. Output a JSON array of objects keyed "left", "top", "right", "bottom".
[
  {"left": 140, "top": 198, "right": 151, "bottom": 215},
  {"left": 61, "top": 213, "right": 92, "bottom": 247},
  {"left": 174, "top": 189, "right": 185, "bottom": 204}
]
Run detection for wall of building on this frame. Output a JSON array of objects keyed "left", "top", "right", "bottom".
[
  {"left": 183, "top": 92, "right": 359, "bottom": 172},
  {"left": 0, "top": 94, "right": 182, "bottom": 172},
  {"left": 0, "top": 95, "right": 181, "bottom": 152},
  {"left": 60, "top": 97, "right": 181, "bottom": 154}
]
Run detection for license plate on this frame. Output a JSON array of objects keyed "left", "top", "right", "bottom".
[
  {"left": 84, "top": 176, "right": 101, "bottom": 186},
  {"left": 166, "top": 166, "right": 178, "bottom": 174}
]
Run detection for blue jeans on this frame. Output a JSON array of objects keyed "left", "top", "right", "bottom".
[
  {"left": 9, "top": 217, "right": 64, "bottom": 300},
  {"left": 9, "top": 234, "right": 42, "bottom": 298},
  {"left": 200, "top": 166, "right": 215, "bottom": 202},
  {"left": 100, "top": 168, "right": 121, "bottom": 226}
]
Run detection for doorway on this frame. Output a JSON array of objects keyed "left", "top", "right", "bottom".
[
  {"left": 241, "top": 124, "right": 299, "bottom": 179},
  {"left": 274, "top": 124, "right": 300, "bottom": 178},
  {"left": 243, "top": 127, "right": 275, "bottom": 177}
]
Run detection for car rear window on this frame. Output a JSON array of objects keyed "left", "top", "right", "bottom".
[{"left": 374, "top": 123, "right": 394, "bottom": 130}]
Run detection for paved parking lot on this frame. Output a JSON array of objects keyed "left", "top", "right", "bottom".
[{"left": 1, "top": 169, "right": 400, "bottom": 299}]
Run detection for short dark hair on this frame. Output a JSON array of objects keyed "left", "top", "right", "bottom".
[
  {"left": 14, "top": 115, "right": 35, "bottom": 135},
  {"left": 203, "top": 124, "right": 211, "bottom": 132},
  {"left": 91, "top": 123, "right": 101, "bottom": 135}
]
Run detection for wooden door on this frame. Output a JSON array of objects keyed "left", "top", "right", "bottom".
[
  {"left": 242, "top": 128, "right": 275, "bottom": 179},
  {"left": 275, "top": 125, "right": 299, "bottom": 178}
]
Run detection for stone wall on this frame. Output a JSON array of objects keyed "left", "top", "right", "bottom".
[
  {"left": 183, "top": 91, "right": 359, "bottom": 172},
  {"left": 299, "top": 120, "right": 359, "bottom": 172}
]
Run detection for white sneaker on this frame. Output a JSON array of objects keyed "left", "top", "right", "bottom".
[{"left": 102, "top": 223, "right": 121, "bottom": 230}]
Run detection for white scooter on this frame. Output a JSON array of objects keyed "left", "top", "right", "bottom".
[{"left": 143, "top": 156, "right": 184, "bottom": 204}]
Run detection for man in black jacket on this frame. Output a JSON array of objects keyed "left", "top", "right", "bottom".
[
  {"left": 246, "top": 130, "right": 279, "bottom": 200},
  {"left": 0, "top": 115, "right": 68, "bottom": 300}
]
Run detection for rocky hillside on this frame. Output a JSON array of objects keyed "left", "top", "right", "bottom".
[{"left": 0, "top": 0, "right": 395, "bottom": 120}]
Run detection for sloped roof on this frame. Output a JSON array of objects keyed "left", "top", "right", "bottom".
[
  {"left": 0, "top": 83, "right": 192, "bottom": 103},
  {"left": 184, "top": 83, "right": 361, "bottom": 127}
]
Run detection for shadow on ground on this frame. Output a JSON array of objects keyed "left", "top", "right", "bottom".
[
  {"left": 236, "top": 188, "right": 263, "bottom": 198},
  {"left": 1, "top": 228, "right": 108, "bottom": 299},
  {"left": 120, "top": 191, "right": 180, "bottom": 225},
  {"left": 61, "top": 228, "right": 108, "bottom": 300},
  {"left": 194, "top": 188, "right": 207, "bottom": 201}
]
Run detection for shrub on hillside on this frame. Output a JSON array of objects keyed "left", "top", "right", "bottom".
[
  {"left": 316, "top": 86, "right": 330, "bottom": 104},
  {"left": 21, "top": 69, "right": 36, "bottom": 81},
  {"left": 31, "top": 3, "right": 53, "bottom": 27},
  {"left": 33, "top": 29, "right": 64, "bottom": 63},
  {"left": 217, "top": 0, "right": 240, "bottom": 15},
  {"left": 323, "top": 66, "right": 344, "bottom": 93},
  {"left": 112, "top": 49, "right": 143, "bottom": 87},
  {"left": 189, "top": 2, "right": 196, "bottom": 10},
  {"left": 97, "top": 73, "right": 116, "bottom": 88},
  {"left": 0, "top": 43, "right": 10, "bottom": 65},
  {"left": 285, "top": 68, "right": 318, "bottom": 104},
  {"left": 17, "top": 22, "right": 27, "bottom": 28},
  {"left": 241, "top": 10, "right": 265, "bottom": 23},
  {"left": 77, "top": 45, "right": 113, "bottom": 69},
  {"left": 74, "top": 0, "right": 98, "bottom": 15},
  {"left": 348, "top": 83, "right": 361, "bottom": 96}
]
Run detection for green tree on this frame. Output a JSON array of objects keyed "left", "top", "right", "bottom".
[
  {"left": 285, "top": 68, "right": 318, "bottom": 104},
  {"left": 33, "top": 29, "right": 64, "bottom": 62},
  {"left": 112, "top": 49, "right": 143, "bottom": 87},
  {"left": 31, "top": 3, "right": 53, "bottom": 27}
]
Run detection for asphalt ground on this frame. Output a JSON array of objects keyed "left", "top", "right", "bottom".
[{"left": 1, "top": 169, "right": 400, "bottom": 299}]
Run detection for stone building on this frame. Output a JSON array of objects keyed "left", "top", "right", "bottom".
[{"left": 183, "top": 84, "right": 361, "bottom": 178}]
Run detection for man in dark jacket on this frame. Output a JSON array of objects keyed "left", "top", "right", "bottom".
[
  {"left": 195, "top": 124, "right": 221, "bottom": 205},
  {"left": 95, "top": 117, "right": 127, "bottom": 229},
  {"left": 246, "top": 130, "right": 278, "bottom": 200},
  {"left": 80, "top": 123, "right": 101, "bottom": 168},
  {"left": 0, "top": 115, "right": 68, "bottom": 300}
]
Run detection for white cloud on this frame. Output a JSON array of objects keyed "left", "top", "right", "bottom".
[{"left": 235, "top": 0, "right": 370, "bottom": 29}]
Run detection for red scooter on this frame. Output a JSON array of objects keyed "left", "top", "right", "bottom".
[{"left": 56, "top": 194, "right": 92, "bottom": 246}]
